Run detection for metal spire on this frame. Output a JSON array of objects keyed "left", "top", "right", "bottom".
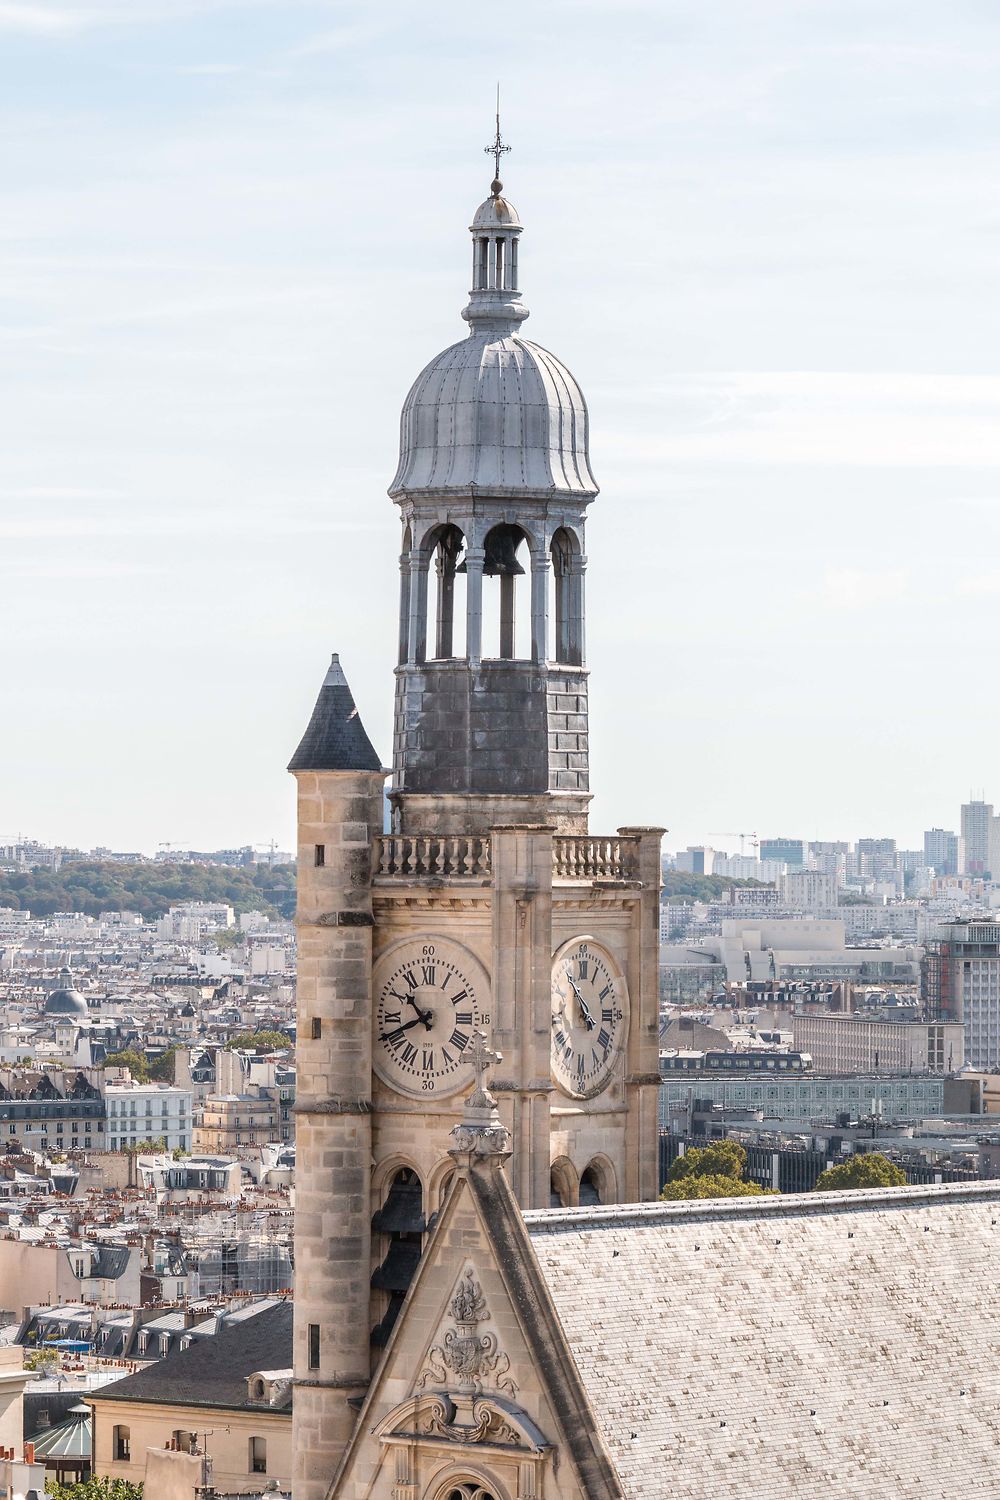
[{"left": 484, "top": 83, "right": 511, "bottom": 194}]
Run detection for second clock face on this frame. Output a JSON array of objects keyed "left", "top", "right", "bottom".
[
  {"left": 550, "top": 937, "right": 627, "bottom": 1099},
  {"left": 373, "top": 938, "right": 490, "bottom": 1099}
]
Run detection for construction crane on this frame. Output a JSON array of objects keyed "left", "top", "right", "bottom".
[{"left": 709, "top": 831, "right": 760, "bottom": 857}]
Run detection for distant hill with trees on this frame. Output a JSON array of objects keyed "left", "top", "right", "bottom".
[
  {"left": 0, "top": 860, "right": 296, "bottom": 920},
  {"left": 662, "top": 871, "right": 771, "bottom": 904}
]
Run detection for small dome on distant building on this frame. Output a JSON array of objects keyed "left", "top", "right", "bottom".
[
  {"left": 180, "top": 1001, "right": 197, "bottom": 1017},
  {"left": 44, "top": 969, "right": 89, "bottom": 1020}
]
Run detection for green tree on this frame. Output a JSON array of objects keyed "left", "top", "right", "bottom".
[
  {"left": 223, "top": 1030, "right": 293, "bottom": 1051},
  {"left": 813, "top": 1153, "right": 907, "bottom": 1192},
  {"left": 103, "top": 1048, "right": 149, "bottom": 1081},
  {"left": 47, "top": 1477, "right": 143, "bottom": 1500},
  {"left": 661, "top": 872, "right": 770, "bottom": 905},
  {"left": 148, "top": 1047, "right": 178, "bottom": 1083},
  {"left": 213, "top": 927, "right": 244, "bottom": 950},
  {"left": 0, "top": 859, "right": 295, "bottom": 920},
  {"left": 660, "top": 1139, "right": 775, "bottom": 1200},
  {"left": 24, "top": 1348, "right": 60, "bottom": 1374},
  {"left": 660, "top": 1174, "right": 773, "bottom": 1200}
]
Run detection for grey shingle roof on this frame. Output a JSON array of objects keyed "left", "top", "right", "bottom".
[
  {"left": 94, "top": 1300, "right": 292, "bottom": 1413},
  {"left": 524, "top": 1181, "right": 1000, "bottom": 1499},
  {"left": 287, "top": 654, "right": 382, "bottom": 773}
]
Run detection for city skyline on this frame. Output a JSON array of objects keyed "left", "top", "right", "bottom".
[{"left": 6, "top": 1, "right": 1000, "bottom": 850}]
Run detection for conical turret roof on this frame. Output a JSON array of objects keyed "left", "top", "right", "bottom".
[{"left": 287, "top": 654, "right": 383, "bottom": 773}]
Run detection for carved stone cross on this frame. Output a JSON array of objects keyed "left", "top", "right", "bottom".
[{"left": 467, "top": 1028, "right": 502, "bottom": 1099}]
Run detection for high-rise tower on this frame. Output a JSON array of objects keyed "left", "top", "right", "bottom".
[{"left": 290, "top": 156, "right": 663, "bottom": 1500}]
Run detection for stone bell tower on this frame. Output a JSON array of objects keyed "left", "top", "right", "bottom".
[
  {"left": 388, "top": 165, "right": 597, "bottom": 836},
  {"left": 289, "top": 150, "right": 663, "bottom": 1500}
]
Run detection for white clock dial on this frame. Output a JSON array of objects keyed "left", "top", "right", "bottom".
[
  {"left": 373, "top": 938, "right": 490, "bottom": 1099},
  {"left": 550, "top": 936, "right": 627, "bottom": 1099}
]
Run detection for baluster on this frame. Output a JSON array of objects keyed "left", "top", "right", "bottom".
[
  {"left": 462, "top": 837, "right": 475, "bottom": 876},
  {"left": 401, "top": 837, "right": 413, "bottom": 876},
  {"left": 481, "top": 836, "right": 490, "bottom": 875}
]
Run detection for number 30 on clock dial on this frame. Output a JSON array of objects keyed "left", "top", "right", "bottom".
[
  {"left": 372, "top": 937, "right": 491, "bottom": 1099},
  {"left": 550, "top": 936, "right": 628, "bottom": 1099}
]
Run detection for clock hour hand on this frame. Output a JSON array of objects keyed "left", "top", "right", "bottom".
[
  {"left": 567, "top": 975, "right": 596, "bottom": 1029},
  {"left": 379, "top": 1013, "right": 430, "bottom": 1043}
]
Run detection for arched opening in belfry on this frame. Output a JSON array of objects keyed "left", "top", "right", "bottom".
[
  {"left": 550, "top": 526, "right": 583, "bottom": 666},
  {"left": 426, "top": 523, "right": 467, "bottom": 660},
  {"left": 370, "top": 1165, "right": 425, "bottom": 1346},
  {"left": 481, "top": 523, "right": 530, "bottom": 660},
  {"left": 580, "top": 1157, "right": 615, "bottom": 1207},
  {"left": 550, "top": 1157, "right": 578, "bottom": 1209}
]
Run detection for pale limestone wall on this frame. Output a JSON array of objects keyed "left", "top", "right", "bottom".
[
  {"left": 91, "top": 1397, "right": 291, "bottom": 1492},
  {"left": 0, "top": 1238, "right": 62, "bottom": 1309},
  {"left": 292, "top": 766, "right": 386, "bottom": 1500},
  {"left": 0, "top": 1349, "right": 28, "bottom": 1455},
  {"left": 333, "top": 1174, "right": 589, "bottom": 1500}
]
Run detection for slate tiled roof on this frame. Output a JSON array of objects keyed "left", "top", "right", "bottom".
[
  {"left": 525, "top": 1181, "right": 1000, "bottom": 1499},
  {"left": 287, "top": 654, "right": 383, "bottom": 773},
  {"left": 96, "top": 1300, "right": 292, "bottom": 1412}
]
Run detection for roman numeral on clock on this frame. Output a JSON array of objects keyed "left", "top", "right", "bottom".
[{"left": 450, "top": 1028, "right": 469, "bottom": 1052}]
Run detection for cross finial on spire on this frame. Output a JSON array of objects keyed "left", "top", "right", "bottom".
[{"left": 484, "top": 83, "right": 511, "bottom": 194}]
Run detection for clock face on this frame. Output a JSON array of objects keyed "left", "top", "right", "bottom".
[
  {"left": 373, "top": 938, "right": 490, "bottom": 1099},
  {"left": 550, "top": 937, "right": 627, "bottom": 1099}
]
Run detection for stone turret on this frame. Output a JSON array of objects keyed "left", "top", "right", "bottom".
[{"left": 289, "top": 655, "right": 385, "bottom": 1500}]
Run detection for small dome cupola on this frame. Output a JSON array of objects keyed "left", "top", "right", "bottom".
[
  {"left": 389, "top": 116, "right": 597, "bottom": 502},
  {"left": 462, "top": 112, "right": 526, "bottom": 337},
  {"left": 463, "top": 171, "right": 527, "bottom": 337}
]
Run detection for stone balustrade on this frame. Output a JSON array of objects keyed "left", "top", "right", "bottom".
[
  {"left": 373, "top": 834, "right": 491, "bottom": 880},
  {"left": 551, "top": 835, "right": 637, "bottom": 882},
  {"left": 373, "top": 833, "right": 640, "bottom": 884}
]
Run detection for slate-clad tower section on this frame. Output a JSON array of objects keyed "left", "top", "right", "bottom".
[
  {"left": 288, "top": 655, "right": 385, "bottom": 1500},
  {"left": 389, "top": 174, "right": 598, "bottom": 835}
]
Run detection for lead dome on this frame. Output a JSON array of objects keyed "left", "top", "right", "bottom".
[
  {"left": 389, "top": 179, "right": 597, "bottom": 501},
  {"left": 44, "top": 968, "right": 89, "bottom": 1019}
]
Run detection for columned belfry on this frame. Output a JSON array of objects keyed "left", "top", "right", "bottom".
[
  {"left": 289, "top": 146, "right": 663, "bottom": 1500},
  {"left": 388, "top": 166, "right": 596, "bottom": 833}
]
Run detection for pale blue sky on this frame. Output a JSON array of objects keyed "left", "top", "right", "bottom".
[{"left": 4, "top": 0, "right": 1000, "bottom": 855}]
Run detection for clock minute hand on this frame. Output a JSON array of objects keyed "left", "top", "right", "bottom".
[
  {"left": 567, "top": 975, "right": 596, "bottom": 1029},
  {"left": 379, "top": 1014, "right": 430, "bottom": 1043}
]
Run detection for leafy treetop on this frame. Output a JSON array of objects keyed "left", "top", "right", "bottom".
[
  {"left": 813, "top": 1153, "right": 907, "bottom": 1192},
  {"left": 659, "top": 1139, "right": 776, "bottom": 1201},
  {"left": 47, "top": 1477, "right": 143, "bottom": 1500},
  {"left": 222, "top": 1030, "right": 293, "bottom": 1052}
]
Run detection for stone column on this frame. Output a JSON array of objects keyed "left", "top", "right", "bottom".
[
  {"left": 490, "top": 825, "right": 554, "bottom": 1209},
  {"left": 291, "top": 766, "right": 385, "bottom": 1500},
  {"left": 619, "top": 826, "right": 665, "bottom": 1203},
  {"left": 406, "top": 556, "right": 427, "bottom": 665},
  {"left": 530, "top": 551, "right": 549, "bottom": 663},
  {"left": 464, "top": 546, "right": 485, "bottom": 665},
  {"left": 570, "top": 554, "right": 587, "bottom": 666}
]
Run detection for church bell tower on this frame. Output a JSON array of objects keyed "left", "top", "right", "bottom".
[{"left": 289, "top": 146, "right": 663, "bottom": 1500}]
